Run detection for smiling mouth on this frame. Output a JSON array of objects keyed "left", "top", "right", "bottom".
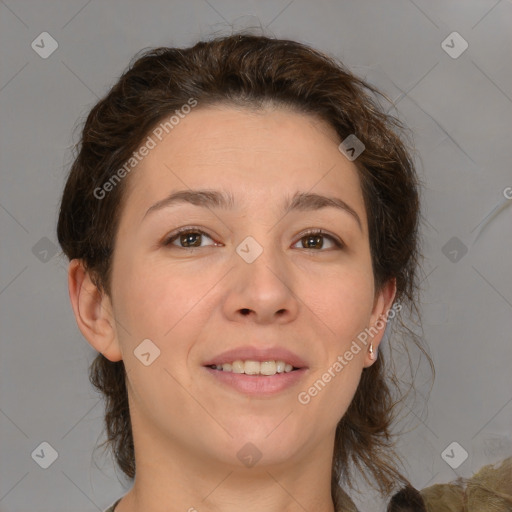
[{"left": 206, "top": 360, "right": 300, "bottom": 376}]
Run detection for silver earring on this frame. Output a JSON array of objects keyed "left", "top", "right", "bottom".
[{"left": 369, "top": 343, "right": 376, "bottom": 361}]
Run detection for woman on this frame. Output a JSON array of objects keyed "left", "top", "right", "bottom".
[{"left": 57, "top": 33, "right": 431, "bottom": 511}]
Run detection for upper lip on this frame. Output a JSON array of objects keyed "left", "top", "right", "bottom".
[{"left": 203, "top": 346, "right": 309, "bottom": 369}]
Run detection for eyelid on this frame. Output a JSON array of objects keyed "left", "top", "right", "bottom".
[
  {"left": 293, "top": 228, "right": 345, "bottom": 249},
  {"left": 163, "top": 225, "right": 345, "bottom": 250},
  {"left": 163, "top": 225, "right": 219, "bottom": 247}
]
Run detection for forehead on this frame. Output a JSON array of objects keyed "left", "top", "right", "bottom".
[{"left": 122, "top": 105, "right": 366, "bottom": 223}]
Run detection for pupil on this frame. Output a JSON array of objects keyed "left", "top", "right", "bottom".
[
  {"left": 304, "top": 235, "right": 322, "bottom": 249},
  {"left": 182, "top": 233, "right": 201, "bottom": 247}
]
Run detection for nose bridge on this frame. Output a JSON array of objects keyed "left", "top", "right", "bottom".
[
  {"left": 235, "top": 229, "right": 288, "bottom": 289},
  {"left": 224, "top": 227, "right": 298, "bottom": 322},
  {"left": 230, "top": 198, "right": 283, "bottom": 266}
]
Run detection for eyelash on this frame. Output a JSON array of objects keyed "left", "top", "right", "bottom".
[{"left": 163, "top": 226, "right": 344, "bottom": 251}]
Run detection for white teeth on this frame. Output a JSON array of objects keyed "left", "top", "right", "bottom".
[
  {"left": 260, "top": 361, "right": 276, "bottom": 375},
  {"left": 231, "top": 360, "right": 244, "bottom": 373},
  {"left": 244, "top": 360, "right": 260, "bottom": 375},
  {"left": 211, "top": 360, "right": 297, "bottom": 376}
]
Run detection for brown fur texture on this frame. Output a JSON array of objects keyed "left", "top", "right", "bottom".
[{"left": 387, "top": 457, "right": 512, "bottom": 512}]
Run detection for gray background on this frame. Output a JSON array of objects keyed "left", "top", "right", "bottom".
[{"left": 1, "top": 1, "right": 511, "bottom": 511}]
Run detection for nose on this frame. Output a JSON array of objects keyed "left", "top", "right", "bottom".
[{"left": 223, "top": 242, "right": 300, "bottom": 325}]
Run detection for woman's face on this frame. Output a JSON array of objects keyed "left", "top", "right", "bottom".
[{"left": 95, "top": 105, "right": 394, "bottom": 470}]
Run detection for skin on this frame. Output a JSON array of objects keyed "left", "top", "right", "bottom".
[{"left": 68, "top": 105, "right": 395, "bottom": 512}]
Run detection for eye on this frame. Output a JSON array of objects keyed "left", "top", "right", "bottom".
[
  {"left": 163, "top": 227, "right": 218, "bottom": 249},
  {"left": 163, "top": 227, "right": 344, "bottom": 251},
  {"left": 292, "top": 229, "right": 344, "bottom": 251}
]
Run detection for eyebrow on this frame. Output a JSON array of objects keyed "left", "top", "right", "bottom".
[{"left": 142, "top": 189, "right": 362, "bottom": 231}]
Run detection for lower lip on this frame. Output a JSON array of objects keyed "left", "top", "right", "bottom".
[{"left": 203, "top": 367, "right": 308, "bottom": 396}]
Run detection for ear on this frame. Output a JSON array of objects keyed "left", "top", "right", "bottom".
[
  {"left": 363, "top": 277, "right": 397, "bottom": 368},
  {"left": 67, "top": 259, "right": 122, "bottom": 362}
]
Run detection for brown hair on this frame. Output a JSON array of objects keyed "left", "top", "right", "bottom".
[{"left": 57, "top": 32, "right": 433, "bottom": 508}]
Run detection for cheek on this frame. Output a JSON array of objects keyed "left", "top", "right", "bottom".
[
  {"left": 297, "top": 270, "right": 373, "bottom": 427},
  {"left": 301, "top": 265, "right": 375, "bottom": 343},
  {"left": 294, "top": 265, "right": 374, "bottom": 414},
  {"left": 111, "top": 259, "right": 210, "bottom": 406},
  {"left": 114, "top": 260, "right": 209, "bottom": 342}
]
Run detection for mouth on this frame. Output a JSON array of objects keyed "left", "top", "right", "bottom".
[
  {"left": 206, "top": 360, "right": 301, "bottom": 376},
  {"left": 202, "top": 346, "right": 308, "bottom": 396}
]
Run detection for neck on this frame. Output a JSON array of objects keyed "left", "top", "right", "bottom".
[{"left": 116, "top": 424, "right": 337, "bottom": 512}]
